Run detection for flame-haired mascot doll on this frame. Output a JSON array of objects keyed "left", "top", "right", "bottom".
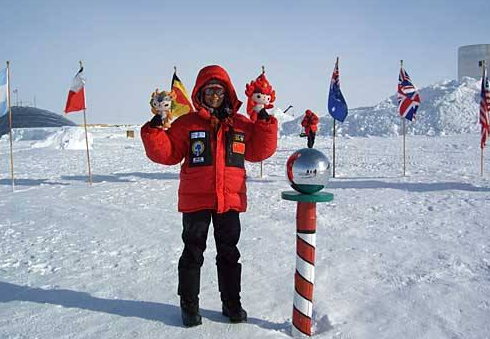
[
  {"left": 245, "top": 72, "right": 276, "bottom": 122},
  {"left": 150, "top": 89, "right": 176, "bottom": 129}
]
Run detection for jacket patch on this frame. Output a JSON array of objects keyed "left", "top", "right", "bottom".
[
  {"left": 191, "top": 131, "right": 206, "bottom": 139},
  {"left": 226, "top": 131, "right": 245, "bottom": 168},
  {"left": 232, "top": 142, "right": 245, "bottom": 154},
  {"left": 189, "top": 130, "right": 212, "bottom": 166},
  {"left": 192, "top": 140, "right": 205, "bottom": 156},
  {"left": 234, "top": 133, "right": 245, "bottom": 142}
]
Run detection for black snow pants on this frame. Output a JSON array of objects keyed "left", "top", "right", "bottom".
[
  {"left": 177, "top": 209, "right": 242, "bottom": 302},
  {"left": 307, "top": 131, "right": 316, "bottom": 148}
]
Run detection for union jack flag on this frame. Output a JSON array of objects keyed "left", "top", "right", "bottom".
[
  {"left": 398, "top": 67, "right": 421, "bottom": 121},
  {"left": 480, "top": 65, "right": 490, "bottom": 149}
]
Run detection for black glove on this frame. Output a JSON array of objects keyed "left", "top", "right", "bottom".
[
  {"left": 149, "top": 114, "right": 163, "bottom": 128},
  {"left": 257, "top": 108, "right": 270, "bottom": 121}
]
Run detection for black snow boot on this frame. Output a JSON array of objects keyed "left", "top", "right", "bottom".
[
  {"left": 180, "top": 297, "right": 202, "bottom": 327},
  {"left": 222, "top": 299, "right": 247, "bottom": 323}
]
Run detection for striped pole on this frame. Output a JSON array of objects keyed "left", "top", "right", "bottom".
[
  {"left": 282, "top": 189, "right": 333, "bottom": 337},
  {"left": 292, "top": 202, "right": 317, "bottom": 337}
]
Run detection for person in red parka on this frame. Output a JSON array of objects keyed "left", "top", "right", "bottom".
[
  {"left": 141, "top": 65, "right": 278, "bottom": 327},
  {"left": 301, "top": 109, "right": 319, "bottom": 148}
]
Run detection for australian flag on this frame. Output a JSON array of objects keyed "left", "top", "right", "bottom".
[
  {"left": 398, "top": 67, "right": 421, "bottom": 121},
  {"left": 328, "top": 59, "right": 348, "bottom": 122}
]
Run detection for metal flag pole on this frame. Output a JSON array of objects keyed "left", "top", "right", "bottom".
[
  {"left": 332, "top": 119, "right": 336, "bottom": 178},
  {"left": 80, "top": 60, "right": 93, "bottom": 185},
  {"left": 6, "top": 61, "right": 14, "bottom": 191},
  {"left": 403, "top": 118, "right": 406, "bottom": 177},
  {"left": 482, "top": 144, "right": 484, "bottom": 177},
  {"left": 332, "top": 57, "right": 339, "bottom": 178},
  {"left": 401, "top": 60, "right": 406, "bottom": 177},
  {"left": 482, "top": 60, "right": 486, "bottom": 176}
]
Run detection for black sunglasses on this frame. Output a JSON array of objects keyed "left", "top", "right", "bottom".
[{"left": 203, "top": 87, "right": 225, "bottom": 96}]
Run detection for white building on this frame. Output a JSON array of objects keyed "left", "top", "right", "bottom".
[{"left": 458, "top": 44, "right": 490, "bottom": 80}]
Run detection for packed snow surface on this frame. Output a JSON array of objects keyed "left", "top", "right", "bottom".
[{"left": 1, "top": 126, "right": 489, "bottom": 339}]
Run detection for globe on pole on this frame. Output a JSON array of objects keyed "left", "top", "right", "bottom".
[{"left": 286, "top": 148, "right": 331, "bottom": 194}]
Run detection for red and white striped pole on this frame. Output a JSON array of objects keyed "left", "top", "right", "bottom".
[
  {"left": 282, "top": 147, "right": 333, "bottom": 336},
  {"left": 292, "top": 201, "right": 317, "bottom": 337}
]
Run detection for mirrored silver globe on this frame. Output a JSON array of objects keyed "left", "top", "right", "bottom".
[{"left": 286, "top": 148, "right": 331, "bottom": 194}]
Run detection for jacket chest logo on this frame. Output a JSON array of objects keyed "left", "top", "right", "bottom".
[
  {"left": 192, "top": 141, "right": 205, "bottom": 156},
  {"left": 189, "top": 130, "right": 212, "bottom": 166},
  {"left": 233, "top": 134, "right": 245, "bottom": 142},
  {"left": 226, "top": 131, "right": 246, "bottom": 168}
]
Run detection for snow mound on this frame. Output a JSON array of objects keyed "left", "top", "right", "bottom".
[
  {"left": 280, "top": 77, "right": 482, "bottom": 137},
  {"left": 282, "top": 115, "right": 305, "bottom": 136},
  {"left": 27, "top": 127, "right": 93, "bottom": 150}
]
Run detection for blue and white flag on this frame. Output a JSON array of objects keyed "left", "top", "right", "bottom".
[
  {"left": 328, "top": 59, "right": 348, "bottom": 122},
  {"left": 0, "top": 67, "right": 8, "bottom": 118}
]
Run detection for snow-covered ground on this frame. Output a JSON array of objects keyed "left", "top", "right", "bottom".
[{"left": 1, "top": 127, "right": 490, "bottom": 339}]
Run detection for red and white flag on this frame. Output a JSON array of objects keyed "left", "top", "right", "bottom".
[{"left": 64, "top": 67, "right": 86, "bottom": 113}]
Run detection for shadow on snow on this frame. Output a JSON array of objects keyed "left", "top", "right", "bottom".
[
  {"left": 61, "top": 172, "right": 180, "bottom": 183},
  {"left": 0, "top": 178, "right": 69, "bottom": 186},
  {"left": 2, "top": 175, "right": 487, "bottom": 194},
  {"left": 328, "top": 179, "right": 490, "bottom": 192},
  {"left": 0, "top": 281, "right": 288, "bottom": 332},
  {"left": 0, "top": 173, "right": 179, "bottom": 187}
]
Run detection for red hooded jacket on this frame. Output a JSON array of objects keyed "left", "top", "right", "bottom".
[
  {"left": 141, "top": 65, "right": 278, "bottom": 213},
  {"left": 301, "top": 109, "right": 319, "bottom": 134}
]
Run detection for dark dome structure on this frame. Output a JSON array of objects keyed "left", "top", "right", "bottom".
[{"left": 0, "top": 106, "right": 77, "bottom": 136}]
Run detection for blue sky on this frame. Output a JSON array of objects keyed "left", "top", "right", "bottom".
[{"left": 1, "top": 0, "right": 489, "bottom": 124}]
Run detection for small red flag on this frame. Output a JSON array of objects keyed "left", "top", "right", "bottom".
[{"left": 64, "top": 67, "right": 86, "bottom": 113}]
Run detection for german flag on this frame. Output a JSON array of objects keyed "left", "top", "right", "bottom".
[{"left": 171, "top": 71, "right": 194, "bottom": 118}]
